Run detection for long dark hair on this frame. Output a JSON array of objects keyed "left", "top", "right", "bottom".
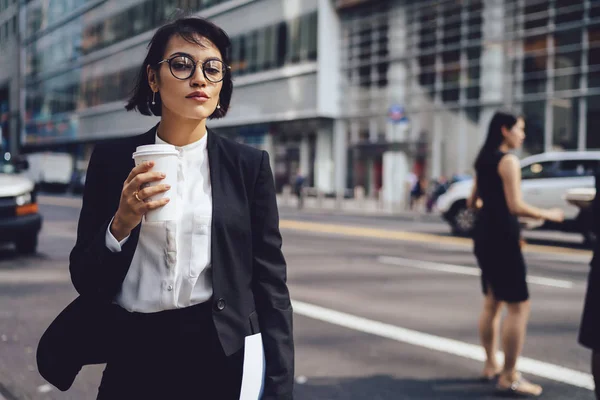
[
  {"left": 125, "top": 17, "right": 232, "bottom": 119},
  {"left": 474, "top": 111, "right": 519, "bottom": 170}
]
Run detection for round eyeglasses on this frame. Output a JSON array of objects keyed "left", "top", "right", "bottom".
[{"left": 157, "top": 55, "right": 230, "bottom": 83}]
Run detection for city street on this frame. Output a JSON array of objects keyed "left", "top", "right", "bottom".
[{"left": 0, "top": 196, "right": 596, "bottom": 399}]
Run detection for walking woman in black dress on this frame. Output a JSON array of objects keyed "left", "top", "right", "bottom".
[
  {"left": 578, "top": 170, "right": 600, "bottom": 399},
  {"left": 468, "top": 111, "right": 564, "bottom": 397}
]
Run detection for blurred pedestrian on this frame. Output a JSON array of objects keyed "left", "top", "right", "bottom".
[
  {"left": 405, "top": 170, "right": 418, "bottom": 210},
  {"left": 294, "top": 169, "right": 306, "bottom": 209},
  {"left": 469, "top": 111, "right": 564, "bottom": 397},
  {"left": 37, "top": 17, "right": 294, "bottom": 400},
  {"left": 410, "top": 177, "right": 426, "bottom": 211},
  {"left": 578, "top": 170, "right": 600, "bottom": 399},
  {"left": 427, "top": 175, "right": 448, "bottom": 212}
]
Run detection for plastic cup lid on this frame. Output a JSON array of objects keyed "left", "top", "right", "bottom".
[{"left": 132, "top": 144, "right": 179, "bottom": 158}]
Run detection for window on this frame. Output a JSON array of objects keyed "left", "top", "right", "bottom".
[
  {"left": 521, "top": 161, "right": 556, "bottom": 180},
  {"left": 556, "top": 160, "right": 599, "bottom": 177},
  {"left": 523, "top": 36, "right": 548, "bottom": 95},
  {"left": 552, "top": 97, "right": 579, "bottom": 151},
  {"left": 276, "top": 22, "right": 287, "bottom": 67},
  {"left": 554, "top": 29, "right": 581, "bottom": 92},
  {"left": 522, "top": 101, "right": 546, "bottom": 155},
  {"left": 587, "top": 95, "right": 600, "bottom": 149}
]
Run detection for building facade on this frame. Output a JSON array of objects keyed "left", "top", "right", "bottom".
[
  {"left": 14, "top": 0, "right": 340, "bottom": 194},
  {"left": 0, "top": 0, "right": 19, "bottom": 157},
  {"left": 4, "top": 0, "right": 600, "bottom": 206},
  {"left": 336, "top": 0, "right": 600, "bottom": 205}
]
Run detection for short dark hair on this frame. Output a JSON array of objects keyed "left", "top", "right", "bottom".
[{"left": 125, "top": 17, "right": 232, "bottom": 119}]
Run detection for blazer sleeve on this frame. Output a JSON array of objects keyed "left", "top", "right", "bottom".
[
  {"left": 593, "top": 173, "right": 600, "bottom": 237},
  {"left": 251, "top": 151, "right": 295, "bottom": 400},
  {"left": 69, "top": 145, "right": 140, "bottom": 302}
]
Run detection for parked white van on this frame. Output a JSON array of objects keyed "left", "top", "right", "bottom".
[{"left": 0, "top": 156, "right": 42, "bottom": 254}]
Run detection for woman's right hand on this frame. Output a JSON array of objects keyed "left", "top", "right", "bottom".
[
  {"left": 543, "top": 208, "right": 565, "bottom": 223},
  {"left": 110, "top": 161, "right": 171, "bottom": 241}
]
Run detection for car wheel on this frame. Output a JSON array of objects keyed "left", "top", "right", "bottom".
[
  {"left": 16, "top": 235, "right": 38, "bottom": 255},
  {"left": 450, "top": 201, "right": 476, "bottom": 236}
]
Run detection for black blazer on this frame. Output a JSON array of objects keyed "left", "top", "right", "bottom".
[
  {"left": 578, "top": 172, "right": 600, "bottom": 350},
  {"left": 36, "top": 125, "right": 294, "bottom": 399}
]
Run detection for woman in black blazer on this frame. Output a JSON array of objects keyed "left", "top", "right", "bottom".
[
  {"left": 579, "top": 172, "right": 600, "bottom": 399},
  {"left": 37, "top": 17, "right": 294, "bottom": 399}
]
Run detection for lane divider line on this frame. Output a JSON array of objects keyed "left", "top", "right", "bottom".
[
  {"left": 377, "top": 256, "right": 575, "bottom": 289},
  {"left": 37, "top": 196, "right": 593, "bottom": 258},
  {"left": 279, "top": 220, "right": 593, "bottom": 257},
  {"left": 292, "top": 300, "right": 595, "bottom": 391}
]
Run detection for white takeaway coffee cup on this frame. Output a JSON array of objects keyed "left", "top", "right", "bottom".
[{"left": 132, "top": 144, "right": 179, "bottom": 222}]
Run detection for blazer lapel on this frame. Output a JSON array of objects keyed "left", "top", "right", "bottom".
[{"left": 207, "top": 129, "right": 224, "bottom": 292}]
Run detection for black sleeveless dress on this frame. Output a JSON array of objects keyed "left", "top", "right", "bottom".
[
  {"left": 473, "top": 151, "right": 529, "bottom": 303},
  {"left": 578, "top": 173, "right": 600, "bottom": 351}
]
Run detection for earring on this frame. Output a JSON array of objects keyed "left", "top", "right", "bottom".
[
  {"left": 152, "top": 91, "right": 156, "bottom": 105},
  {"left": 217, "top": 103, "right": 221, "bottom": 109}
]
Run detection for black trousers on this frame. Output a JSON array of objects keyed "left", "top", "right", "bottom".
[{"left": 97, "top": 301, "right": 243, "bottom": 400}]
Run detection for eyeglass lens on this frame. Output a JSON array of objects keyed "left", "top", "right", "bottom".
[{"left": 169, "top": 56, "right": 225, "bottom": 82}]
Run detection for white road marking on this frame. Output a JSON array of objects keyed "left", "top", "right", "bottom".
[
  {"left": 293, "top": 300, "right": 595, "bottom": 391},
  {"left": 0, "top": 269, "right": 70, "bottom": 285},
  {"left": 377, "top": 256, "right": 575, "bottom": 289},
  {"left": 38, "top": 195, "right": 82, "bottom": 208}
]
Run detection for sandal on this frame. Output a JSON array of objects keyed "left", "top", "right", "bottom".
[{"left": 496, "top": 373, "right": 543, "bottom": 397}]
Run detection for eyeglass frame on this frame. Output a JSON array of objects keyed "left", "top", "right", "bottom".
[{"left": 156, "top": 54, "right": 231, "bottom": 83}]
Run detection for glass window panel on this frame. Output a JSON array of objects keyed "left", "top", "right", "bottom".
[
  {"left": 587, "top": 96, "right": 600, "bottom": 149},
  {"left": 466, "top": 0, "right": 483, "bottom": 41},
  {"left": 554, "top": 30, "right": 581, "bottom": 91},
  {"left": 523, "top": 36, "right": 547, "bottom": 94},
  {"left": 419, "top": 11, "right": 436, "bottom": 50},
  {"left": 377, "top": 62, "right": 388, "bottom": 87},
  {"left": 418, "top": 54, "right": 436, "bottom": 97},
  {"left": 557, "top": 159, "right": 599, "bottom": 177},
  {"left": 308, "top": 12, "right": 318, "bottom": 60},
  {"left": 256, "top": 28, "right": 267, "bottom": 71},
  {"left": 263, "top": 25, "right": 275, "bottom": 70},
  {"left": 246, "top": 31, "right": 257, "bottom": 73},
  {"left": 522, "top": 101, "right": 546, "bottom": 155},
  {"left": 524, "top": 1, "right": 549, "bottom": 31},
  {"left": 288, "top": 17, "right": 301, "bottom": 63},
  {"left": 554, "top": 0, "right": 584, "bottom": 27},
  {"left": 587, "top": 47, "right": 600, "bottom": 88},
  {"left": 442, "top": 50, "right": 460, "bottom": 103},
  {"left": 552, "top": 97, "right": 579, "bottom": 150},
  {"left": 591, "top": 2, "right": 600, "bottom": 19}
]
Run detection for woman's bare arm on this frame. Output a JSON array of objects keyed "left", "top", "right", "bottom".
[{"left": 498, "top": 154, "right": 563, "bottom": 222}]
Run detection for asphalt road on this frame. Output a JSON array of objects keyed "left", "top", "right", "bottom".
[{"left": 0, "top": 197, "right": 596, "bottom": 399}]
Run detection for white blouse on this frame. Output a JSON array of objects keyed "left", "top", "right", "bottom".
[{"left": 105, "top": 132, "right": 213, "bottom": 313}]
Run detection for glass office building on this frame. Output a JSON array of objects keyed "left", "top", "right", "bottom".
[
  {"left": 18, "top": 0, "right": 335, "bottom": 193},
  {"left": 337, "top": 0, "right": 600, "bottom": 197},
  {"left": 21, "top": 0, "right": 240, "bottom": 148}
]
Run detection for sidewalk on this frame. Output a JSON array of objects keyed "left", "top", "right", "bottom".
[{"left": 276, "top": 194, "right": 443, "bottom": 223}]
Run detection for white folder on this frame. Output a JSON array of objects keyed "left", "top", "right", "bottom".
[{"left": 239, "top": 333, "right": 265, "bottom": 400}]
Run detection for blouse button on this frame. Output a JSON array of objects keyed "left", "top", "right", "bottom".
[{"left": 167, "top": 285, "right": 173, "bottom": 291}]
